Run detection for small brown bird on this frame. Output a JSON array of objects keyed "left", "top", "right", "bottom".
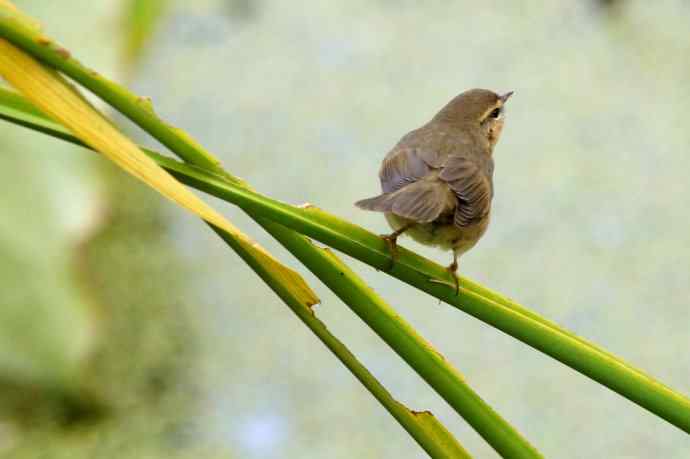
[{"left": 355, "top": 88, "right": 513, "bottom": 293}]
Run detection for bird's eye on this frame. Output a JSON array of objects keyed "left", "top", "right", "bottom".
[{"left": 489, "top": 107, "right": 502, "bottom": 119}]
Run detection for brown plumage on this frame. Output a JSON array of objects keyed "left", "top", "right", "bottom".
[{"left": 355, "top": 88, "right": 513, "bottom": 293}]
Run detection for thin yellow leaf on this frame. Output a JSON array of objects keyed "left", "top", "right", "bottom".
[{"left": 0, "top": 37, "right": 318, "bottom": 306}]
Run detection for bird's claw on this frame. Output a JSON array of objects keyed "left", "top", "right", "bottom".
[
  {"left": 428, "top": 262, "right": 460, "bottom": 295},
  {"left": 428, "top": 276, "right": 460, "bottom": 296},
  {"left": 380, "top": 234, "right": 399, "bottom": 271},
  {"left": 379, "top": 224, "right": 414, "bottom": 271}
]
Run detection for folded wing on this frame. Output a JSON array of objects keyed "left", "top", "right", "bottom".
[
  {"left": 438, "top": 155, "right": 492, "bottom": 227},
  {"left": 356, "top": 136, "right": 492, "bottom": 227}
]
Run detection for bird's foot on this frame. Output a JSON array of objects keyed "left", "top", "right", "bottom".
[
  {"left": 380, "top": 233, "right": 400, "bottom": 271},
  {"left": 428, "top": 260, "right": 460, "bottom": 295},
  {"left": 379, "top": 224, "right": 412, "bottom": 271}
]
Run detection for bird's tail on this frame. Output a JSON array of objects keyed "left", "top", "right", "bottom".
[
  {"left": 355, "top": 192, "right": 397, "bottom": 212},
  {"left": 355, "top": 181, "right": 451, "bottom": 223}
]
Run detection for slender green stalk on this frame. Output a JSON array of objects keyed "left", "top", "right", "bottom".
[
  {"left": 164, "top": 151, "right": 690, "bottom": 436},
  {"left": 0, "top": 7, "right": 222, "bottom": 171},
  {"left": 2, "top": 89, "right": 689, "bottom": 436},
  {"left": 211, "top": 223, "right": 474, "bottom": 459},
  {"left": 0, "top": 88, "right": 541, "bottom": 458},
  {"left": 255, "top": 218, "right": 540, "bottom": 458}
]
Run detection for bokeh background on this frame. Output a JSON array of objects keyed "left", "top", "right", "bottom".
[{"left": 1, "top": 1, "right": 689, "bottom": 457}]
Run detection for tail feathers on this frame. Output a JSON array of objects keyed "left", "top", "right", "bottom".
[
  {"left": 355, "top": 181, "right": 451, "bottom": 223},
  {"left": 355, "top": 193, "right": 396, "bottom": 212}
]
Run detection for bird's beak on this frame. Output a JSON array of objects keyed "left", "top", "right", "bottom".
[{"left": 499, "top": 91, "right": 514, "bottom": 103}]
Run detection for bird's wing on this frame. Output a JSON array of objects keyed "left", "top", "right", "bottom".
[
  {"left": 362, "top": 144, "right": 450, "bottom": 222},
  {"left": 379, "top": 145, "right": 431, "bottom": 193},
  {"left": 379, "top": 127, "right": 452, "bottom": 193},
  {"left": 438, "top": 154, "right": 492, "bottom": 227},
  {"left": 372, "top": 129, "right": 492, "bottom": 225}
]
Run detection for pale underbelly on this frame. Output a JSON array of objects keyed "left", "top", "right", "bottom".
[{"left": 385, "top": 212, "right": 490, "bottom": 255}]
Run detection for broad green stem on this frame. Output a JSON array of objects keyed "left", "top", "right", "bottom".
[{"left": 2, "top": 88, "right": 689, "bottom": 436}]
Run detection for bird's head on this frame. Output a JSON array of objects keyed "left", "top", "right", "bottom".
[{"left": 433, "top": 88, "right": 513, "bottom": 149}]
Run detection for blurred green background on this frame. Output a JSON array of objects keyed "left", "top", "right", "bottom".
[{"left": 1, "top": 0, "right": 689, "bottom": 457}]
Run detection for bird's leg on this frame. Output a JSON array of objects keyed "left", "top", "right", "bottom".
[
  {"left": 381, "top": 223, "right": 413, "bottom": 271},
  {"left": 428, "top": 250, "right": 461, "bottom": 295},
  {"left": 447, "top": 251, "right": 460, "bottom": 295}
]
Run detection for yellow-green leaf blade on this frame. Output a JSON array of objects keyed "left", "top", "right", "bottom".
[{"left": 0, "top": 38, "right": 318, "bottom": 309}]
